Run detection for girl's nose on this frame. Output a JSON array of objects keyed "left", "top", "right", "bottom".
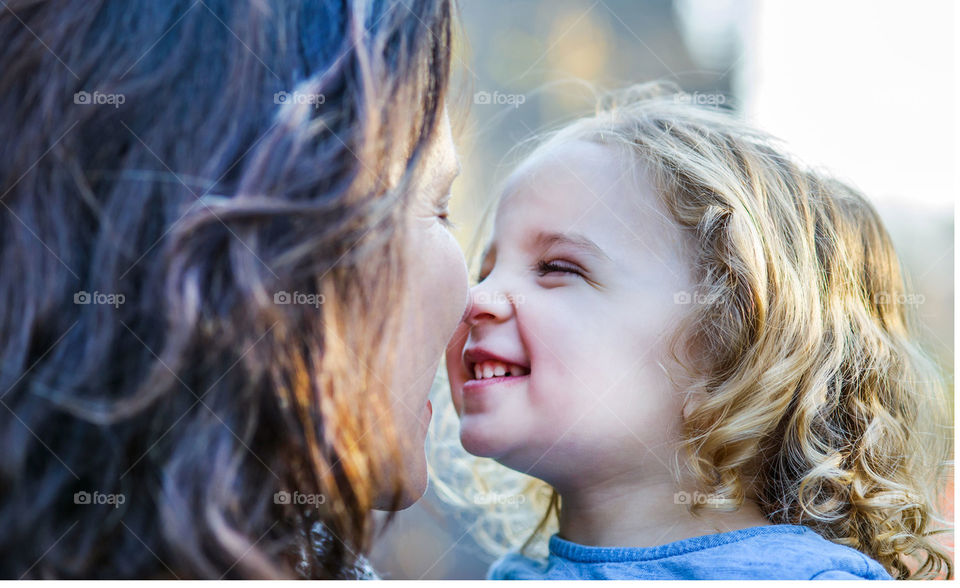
[{"left": 466, "top": 281, "right": 515, "bottom": 325}]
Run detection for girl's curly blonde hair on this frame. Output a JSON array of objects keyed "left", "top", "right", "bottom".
[{"left": 434, "top": 82, "right": 953, "bottom": 579}]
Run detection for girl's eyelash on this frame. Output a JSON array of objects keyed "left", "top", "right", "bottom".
[
  {"left": 475, "top": 259, "right": 583, "bottom": 283},
  {"left": 536, "top": 259, "right": 583, "bottom": 277}
]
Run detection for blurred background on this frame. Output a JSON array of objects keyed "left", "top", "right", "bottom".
[{"left": 369, "top": 0, "right": 956, "bottom": 578}]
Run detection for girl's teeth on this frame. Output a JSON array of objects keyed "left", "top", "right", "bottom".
[{"left": 471, "top": 360, "right": 529, "bottom": 380}]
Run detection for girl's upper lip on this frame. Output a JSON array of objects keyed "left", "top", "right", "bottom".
[{"left": 462, "top": 346, "right": 530, "bottom": 373}]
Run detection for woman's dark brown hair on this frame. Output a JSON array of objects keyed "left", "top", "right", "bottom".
[{"left": 0, "top": 0, "right": 453, "bottom": 578}]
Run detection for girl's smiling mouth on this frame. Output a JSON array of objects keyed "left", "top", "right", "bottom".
[
  {"left": 470, "top": 359, "right": 530, "bottom": 380},
  {"left": 461, "top": 347, "right": 531, "bottom": 392}
]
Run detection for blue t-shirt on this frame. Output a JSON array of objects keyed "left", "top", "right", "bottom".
[{"left": 488, "top": 524, "right": 893, "bottom": 580}]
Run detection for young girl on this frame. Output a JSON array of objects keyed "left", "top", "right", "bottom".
[{"left": 442, "top": 83, "right": 953, "bottom": 580}]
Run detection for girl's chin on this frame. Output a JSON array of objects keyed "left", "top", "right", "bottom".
[
  {"left": 458, "top": 423, "right": 513, "bottom": 459},
  {"left": 459, "top": 423, "right": 554, "bottom": 478}
]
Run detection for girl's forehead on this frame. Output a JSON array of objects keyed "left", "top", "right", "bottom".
[
  {"left": 495, "top": 141, "right": 618, "bottom": 215},
  {"left": 495, "top": 141, "right": 653, "bottom": 228},
  {"left": 505, "top": 139, "right": 615, "bottom": 188},
  {"left": 488, "top": 140, "right": 690, "bottom": 269}
]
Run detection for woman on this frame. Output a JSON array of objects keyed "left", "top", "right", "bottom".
[{"left": 0, "top": 0, "right": 466, "bottom": 579}]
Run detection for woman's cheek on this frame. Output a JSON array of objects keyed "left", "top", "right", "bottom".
[
  {"left": 402, "top": 218, "right": 468, "bottom": 362},
  {"left": 445, "top": 321, "right": 469, "bottom": 415}
]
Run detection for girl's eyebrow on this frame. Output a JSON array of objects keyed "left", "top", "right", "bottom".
[{"left": 533, "top": 230, "right": 611, "bottom": 262}]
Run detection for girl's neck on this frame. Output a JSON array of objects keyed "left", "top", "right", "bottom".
[{"left": 556, "top": 475, "right": 773, "bottom": 548}]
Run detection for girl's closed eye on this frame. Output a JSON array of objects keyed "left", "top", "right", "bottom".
[
  {"left": 536, "top": 258, "right": 585, "bottom": 278},
  {"left": 536, "top": 257, "right": 606, "bottom": 290}
]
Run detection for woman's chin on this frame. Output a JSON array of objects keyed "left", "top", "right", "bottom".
[
  {"left": 397, "top": 482, "right": 427, "bottom": 510},
  {"left": 373, "top": 454, "right": 428, "bottom": 511}
]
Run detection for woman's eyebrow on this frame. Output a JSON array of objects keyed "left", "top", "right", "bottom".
[
  {"left": 533, "top": 231, "right": 611, "bottom": 261},
  {"left": 438, "top": 158, "right": 461, "bottom": 193}
]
